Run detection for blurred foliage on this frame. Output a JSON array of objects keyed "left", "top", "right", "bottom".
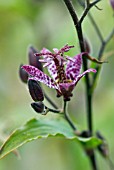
[{"left": 0, "top": 0, "right": 114, "bottom": 170}]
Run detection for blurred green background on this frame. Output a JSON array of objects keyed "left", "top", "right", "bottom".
[{"left": 0, "top": 0, "right": 114, "bottom": 170}]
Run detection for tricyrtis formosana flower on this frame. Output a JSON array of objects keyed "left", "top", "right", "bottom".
[{"left": 22, "top": 44, "right": 96, "bottom": 101}]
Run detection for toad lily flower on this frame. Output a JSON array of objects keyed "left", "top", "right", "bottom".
[{"left": 22, "top": 44, "right": 96, "bottom": 101}]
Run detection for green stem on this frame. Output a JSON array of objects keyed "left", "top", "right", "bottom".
[{"left": 63, "top": 101, "right": 76, "bottom": 131}]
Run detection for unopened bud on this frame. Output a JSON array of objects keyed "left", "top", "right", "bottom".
[
  {"left": 19, "top": 64, "right": 28, "bottom": 83},
  {"left": 28, "top": 79, "right": 44, "bottom": 101},
  {"left": 84, "top": 38, "right": 91, "bottom": 54},
  {"left": 28, "top": 46, "right": 43, "bottom": 71},
  {"left": 31, "top": 102, "right": 46, "bottom": 114},
  {"left": 80, "top": 130, "right": 91, "bottom": 138},
  {"left": 96, "top": 131, "right": 109, "bottom": 157},
  {"left": 110, "top": 0, "right": 114, "bottom": 9}
]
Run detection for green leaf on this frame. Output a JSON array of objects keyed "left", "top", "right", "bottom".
[{"left": 0, "top": 117, "right": 102, "bottom": 159}]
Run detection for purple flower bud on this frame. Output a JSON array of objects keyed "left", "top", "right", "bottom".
[
  {"left": 84, "top": 38, "right": 91, "bottom": 54},
  {"left": 31, "top": 102, "right": 45, "bottom": 114},
  {"left": 28, "top": 46, "right": 43, "bottom": 71},
  {"left": 28, "top": 79, "right": 44, "bottom": 101},
  {"left": 19, "top": 64, "right": 28, "bottom": 83},
  {"left": 110, "top": 0, "right": 114, "bottom": 9}
]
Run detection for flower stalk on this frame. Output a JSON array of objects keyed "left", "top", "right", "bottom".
[{"left": 63, "top": 101, "right": 76, "bottom": 131}]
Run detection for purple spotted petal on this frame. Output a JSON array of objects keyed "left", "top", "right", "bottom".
[
  {"left": 22, "top": 65, "right": 58, "bottom": 89},
  {"left": 66, "top": 53, "right": 83, "bottom": 80},
  {"left": 39, "top": 48, "right": 58, "bottom": 81},
  {"left": 75, "top": 68, "right": 96, "bottom": 84},
  {"left": 47, "top": 60, "right": 58, "bottom": 81},
  {"left": 53, "top": 48, "right": 59, "bottom": 53},
  {"left": 41, "top": 48, "right": 51, "bottom": 57},
  {"left": 42, "top": 57, "right": 58, "bottom": 81},
  {"left": 58, "top": 44, "right": 74, "bottom": 54}
]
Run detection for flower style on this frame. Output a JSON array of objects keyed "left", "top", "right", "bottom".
[{"left": 22, "top": 44, "right": 96, "bottom": 101}]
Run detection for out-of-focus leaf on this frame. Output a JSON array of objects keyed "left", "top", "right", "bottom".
[{"left": 0, "top": 117, "right": 102, "bottom": 159}]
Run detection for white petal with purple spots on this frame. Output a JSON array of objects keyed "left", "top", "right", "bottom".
[
  {"left": 66, "top": 54, "right": 82, "bottom": 81},
  {"left": 75, "top": 68, "right": 97, "bottom": 84},
  {"left": 22, "top": 65, "right": 58, "bottom": 89}
]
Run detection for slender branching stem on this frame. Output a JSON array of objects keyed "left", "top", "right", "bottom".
[
  {"left": 86, "top": 0, "right": 90, "bottom": 7},
  {"left": 78, "top": 0, "right": 104, "bottom": 43},
  {"left": 63, "top": 0, "right": 92, "bottom": 134},
  {"left": 78, "top": 0, "right": 114, "bottom": 91},
  {"left": 44, "top": 92, "right": 58, "bottom": 109},
  {"left": 88, "top": 13, "right": 104, "bottom": 43},
  {"left": 92, "top": 28, "right": 114, "bottom": 86},
  {"left": 46, "top": 107, "right": 61, "bottom": 114},
  {"left": 75, "top": 23, "right": 94, "bottom": 135},
  {"left": 63, "top": 101, "right": 76, "bottom": 131},
  {"left": 91, "top": 0, "right": 101, "bottom": 7},
  {"left": 63, "top": 0, "right": 98, "bottom": 169},
  {"left": 98, "top": 29, "right": 114, "bottom": 60},
  {"left": 63, "top": 0, "right": 78, "bottom": 26},
  {"left": 79, "top": 0, "right": 101, "bottom": 24},
  {"left": 79, "top": 5, "right": 90, "bottom": 25}
]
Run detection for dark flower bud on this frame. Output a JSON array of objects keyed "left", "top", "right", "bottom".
[
  {"left": 28, "top": 79, "right": 44, "bottom": 101},
  {"left": 79, "top": 130, "right": 91, "bottom": 138},
  {"left": 28, "top": 46, "right": 43, "bottom": 71},
  {"left": 110, "top": 0, "right": 114, "bottom": 9},
  {"left": 31, "top": 102, "right": 46, "bottom": 114},
  {"left": 19, "top": 64, "right": 28, "bottom": 83},
  {"left": 96, "top": 131, "right": 109, "bottom": 157},
  {"left": 84, "top": 38, "right": 91, "bottom": 54}
]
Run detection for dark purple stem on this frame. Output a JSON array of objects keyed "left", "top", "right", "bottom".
[
  {"left": 63, "top": 0, "right": 99, "bottom": 169},
  {"left": 79, "top": 0, "right": 101, "bottom": 24},
  {"left": 93, "top": 28, "right": 114, "bottom": 86}
]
